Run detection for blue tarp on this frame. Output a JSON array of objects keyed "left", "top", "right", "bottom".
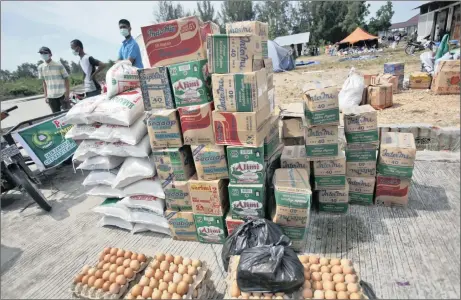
[{"left": 268, "top": 40, "right": 295, "bottom": 72}]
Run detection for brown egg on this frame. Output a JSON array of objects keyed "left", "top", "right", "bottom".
[
  {"left": 182, "top": 274, "right": 193, "bottom": 284},
  {"left": 88, "top": 268, "right": 97, "bottom": 276},
  {"left": 125, "top": 294, "right": 134, "bottom": 300},
  {"left": 123, "top": 268, "right": 134, "bottom": 279},
  {"left": 139, "top": 276, "right": 150, "bottom": 286},
  {"left": 156, "top": 253, "right": 166, "bottom": 262},
  {"left": 172, "top": 293, "right": 182, "bottom": 299},
  {"left": 142, "top": 286, "right": 153, "bottom": 298},
  {"left": 187, "top": 266, "right": 197, "bottom": 276},
  {"left": 104, "top": 254, "right": 111, "bottom": 263},
  {"left": 330, "top": 258, "right": 341, "bottom": 266},
  {"left": 333, "top": 274, "right": 345, "bottom": 283},
  {"left": 109, "top": 282, "right": 121, "bottom": 294},
  {"left": 131, "top": 252, "right": 138, "bottom": 260},
  {"left": 74, "top": 274, "right": 84, "bottom": 283},
  {"left": 347, "top": 283, "right": 359, "bottom": 293},
  {"left": 343, "top": 266, "right": 355, "bottom": 275},
  {"left": 102, "top": 281, "right": 111, "bottom": 292},
  {"left": 124, "top": 250, "right": 133, "bottom": 259},
  {"left": 152, "top": 289, "right": 162, "bottom": 299},
  {"left": 165, "top": 254, "right": 174, "bottom": 264},
  {"left": 116, "top": 266, "right": 125, "bottom": 275},
  {"left": 165, "top": 272, "right": 174, "bottom": 283},
  {"left": 82, "top": 275, "right": 89, "bottom": 285},
  {"left": 337, "top": 291, "right": 349, "bottom": 299},
  {"left": 94, "top": 278, "right": 104, "bottom": 289},
  {"left": 309, "top": 256, "right": 320, "bottom": 264},
  {"left": 169, "top": 264, "right": 178, "bottom": 273},
  {"left": 115, "top": 249, "right": 123, "bottom": 258},
  {"left": 109, "top": 272, "right": 117, "bottom": 283},
  {"left": 345, "top": 274, "right": 358, "bottom": 284},
  {"left": 115, "top": 257, "right": 124, "bottom": 266},
  {"left": 145, "top": 267, "right": 154, "bottom": 278},
  {"left": 131, "top": 284, "right": 143, "bottom": 297},
  {"left": 81, "top": 265, "right": 90, "bottom": 274},
  {"left": 230, "top": 280, "right": 240, "bottom": 297},
  {"left": 130, "top": 260, "right": 141, "bottom": 271},
  {"left": 321, "top": 266, "right": 331, "bottom": 273},
  {"left": 349, "top": 292, "right": 361, "bottom": 299},
  {"left": 312, "top": 272, "right": 322, "bottom": 281},
  {"left": 325, "top": 290, "right": 337, "bottom": 299},
  {"left": 303, "top": 288, "right": 313, "bottom": 299},
  {"left": 160, "top": 261, "right": 169, "bottom": 272},
  {"left": 103, "top": 247, "right": 111, "bottom": 254},
  {"left": 303, "top": 263, "right": 311, "bottom": 270},
  {"left": 168, "top": 282, "right": 178, "bottom": 294},
  {"left": 304, "top": 280, "right": 312, "bottom": 289},
  {"left": 97, "top": 261, "right": 105, "bottom": 269},
  {"left": 178, "top": 264, "right": 187, "bottom": 275},
  {"left": 313, "top": 281, "right": 323, "bottom": 290},
  {"left": 158, "top": 281, "right": 168, "bottom": 292},
  {"left": 122, "top": 258, "right": 131, "bottom": 268},
  {"left": 110, "top": 256, "right": 117, "bottom": 264},
  {"left": 176, "top": 281, "right": 189, "bottom": 296},
  {"left": 149, "top": 278, "right": 159, "bottom": 289},
  {"left": 109, "top": 264, "right": 117, "bottom": 272},
  {"left": 87, "top": 276, "right": 96, "bottom": 287},
  {"left": 116, "top": 274, "right": 127, "bottom": 285},
  {"left": 110, "top": 248, "right": 118, "bottom": 255},
  {"left": 191, "top": 259, "right": 201, "bottom": 268},
  {"left": 93, "top": 270, "right": 102, "bottom": 279},
  {"left": 310, "top": 264, "right": 321, "bottom": 272},
  {"left": 161, "top": 292, "right": 172, "bottom": 299},
  {"left": 182, "top": 258, "right": 191, "bottom": 266},
  {"left": 151, "top": 259, "right": 160, "bottom": 270},
  {"left": 340, "top": 259, "right": 352, "bottom": 267},
  {"left": 299, "top": 255, "right": 309, "bottom": 263},
  {"left": 322, "top": 273, "right": 333, "bottom": 282},
  {"left": 323, "top": 281, "right": 335, "bottom": 291},
  {"left": 320, "top": 257, "right": 330, "bottom": 266},
  {"left": 102, "top": 271, "right": 111, "bottom": 281},
  {"left": 331, "top": 265, "right": 343, "bottom": 275},
  {"left": 154, "top": 270, "right": 164, "bottom": 280},
  {"left": 314, "top": 290, "right": 325, "bottom": 299},
  {"left": 137, "top": 254, "right": 147, "bottom": 263},
  {"left": 304, "top": 270, "right": 311, "bottom": 280},
  {"left": 335, "top": 282, "right": 347, "bottom": 292}
]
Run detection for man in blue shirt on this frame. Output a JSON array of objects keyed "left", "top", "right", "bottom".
[{"left": 118, "top": 19, "right": 144, "bottom": 68}]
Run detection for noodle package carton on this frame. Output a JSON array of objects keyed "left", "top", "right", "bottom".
[
  {"left": 280, "top": 102, "right": 307, "bottom": 139},
  {"left": 343, "top": 105, "right": 379, "bottom": 145},
  {"left": 367, "top": 84, "right": 393, "bottom": 110},
  {"left": 280, "top": 225, "right": 308, "bottom": 252},
  {"left": 141, "top": 16, "right": 206, "bottom": 67},
  {"left": 431, "top": 60, "right": 460, "bottom": 95},
  {"left": 377, "top": 132, "right": 416, "bottom": 178},
  {"left": 345, "top": 145, "right": 377, "bottom": 177},
  {"left": 152, "top": 146, "right": 195, "bottom": 181},
  {"left": 163, "top": 175, "right": 196, "bottom": 211},
  {"left": 227, "top": 145, "right": 265, "bottom": 184},
  {"left": 138, "top": 67, "right": 175, "bottom": 110},
  {"left": 191, "top": 144, "right": 228, "bottom": 180},
  {"left": 226, "top": 21, "right": 269, "bottom": 58},
  {"left": 303, "top": 81, "right": 340, "bottom": 126},
  {"left": 317, "top": 183, "right": 349, "bottom": 213},
  {"left": 146, "top": 109, "right": 183, "bottom": 148},
  {"left": 189, "top": 179, "right": 229, "bottom": 216},
  {"left": 281, "top": 145, "right": 310, "bottom": 172},
  {"left": 264, "top": 116, "right": 282, "bottom": 160},
  {"left": 178, "top": 102, "right": 215, "bottom": 145},
  {"left": 225, "top": 216, "right": 245, "bottom": 236},
  {"left": 375, "top": 175, "right": 411, "bottom": 207},
  {"left": 228, "top": 183, "right": 265, "bottom": 220},
  {"left": 347, "top": 176, "right": 376, "bottom": 205},
  {"left": 312, "top": 152, "right": 346, "bottom": 190},
  {"left": 200, "top": 21, "right": 220, "bottom": 53},
  {"left": 194, "top": 214, "right": 227, "bottom": 244},
  {"left": 305, "top": 125, "right": 340, "bottom": 158},
  {"left": 165, "top": 210, "right": 197, "bottom": 241},
  {"left": 272, "top": 168, "right": 312, "bottom": 228}
]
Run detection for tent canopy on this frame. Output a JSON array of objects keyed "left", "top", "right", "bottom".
[
  {"left": 268, "top": 40, "right": 295, "bottom": 72},
  {"left": 274, "top": 32, "right": 310, "bottom": 47},
  {"left": 339, "top": 27, "right": 378, "bottom": 44}
]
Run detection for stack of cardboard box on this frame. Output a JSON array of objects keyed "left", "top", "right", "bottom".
[{"left": 343, "top": 105, "right": 379, "bottom": 206}]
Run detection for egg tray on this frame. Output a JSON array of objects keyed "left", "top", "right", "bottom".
[
  {"left": 71, "top": 256, "right": 152, "bottom": 299},
  {"left": 124, "top": 260, "right": 210, "bottom": 299}
]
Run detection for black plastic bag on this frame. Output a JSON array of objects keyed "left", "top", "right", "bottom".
[
  {"left": 236, "top": 244, "right": 304, "bottom": 293},
  {"left": 222, "top": 219, "right": 291, "bottom": 270}
]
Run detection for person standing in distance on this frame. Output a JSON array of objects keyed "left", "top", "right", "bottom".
[
  {"left": 70, "top": 39, "right": 106, "bottom": 97},
  {"left": 37, "top": 46, "right": 70, "bottom": 113},
  {"left": 118, "top": 19, "right": 143, "bottom": 68}
]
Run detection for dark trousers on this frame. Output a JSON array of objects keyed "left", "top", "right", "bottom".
[
  {"left": 48, "top": 95, "right": 70, "bottom": 113},
  {"left": 85, "top": 89, "right": 102, "bottom": 98}
]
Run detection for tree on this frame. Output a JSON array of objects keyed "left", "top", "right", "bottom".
[
  {"left": 255, "top": 0, "right": 291, "bottom": 40},
  {"left": 154, "top": 1, "right": 186, "bottom": 23},
  {"left": 70, "top": 61, "right": 80, "bottom": 74},
  {"left": 15, "top": 63, "right": 38, "bottom": 78},
  {"left": 197, "top": 1, "right": 218, "bottom": 23},
  {"left": 307, "top": 2, "right": 349, "bottom": 44},
  {"left": 291, "top": 1, "right": 311, "bottom": 34},
  {"left": 59, "top": 58, "right": 71, "bottom": 74},
  {"left": 218, "top": 0, "right": 254, "bottom": 25},
  {"left": 367, "top": 0, "right": 394, "bottom": 35},
  {"left": 341, "top": 1, "right": 370, "bottom": 33},
  {"left": 0, "top": 69, "right": 12, "bottom": 81}
]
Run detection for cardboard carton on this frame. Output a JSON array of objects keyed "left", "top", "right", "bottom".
[
  {"left": 227, "top": 145, "right": 265, "bottom": 184},
  {"left": 313, "top": 152, "right": 346, "bottom": 190},
  {"left": 138, "top": 67, "right": 175, "bottom": 110},
  {"left": 279, "top": 102, "right": 307, "bottom": 138},
  {"left": 264, "top": 58, "right": 274, "bottom": 75},
  {"left": 191, "top": 144, "right": 228, "bottom": 180},
  {"left": 163, "top": 177, "right": 193, "bottom": 211},
  {"left": 281, "top": 146, "right": 310, "bottom": 172},
  {"left": 168, "top": 59, "right": 212, "bottom": 107},
  {"left": 280, "top": 225, "right": 308, "bottom": 252},
  {"left": 409, "top": 72, "right": 432, "bottom": 89},
  {"left": 152, "top": 146, "right": 195, "bottom": 181},
  {"left": 225, "top": 216, "right": 245, "bottom": 236},
  {"left": 367, "top": 84, "right": 393, "bottom": 110},
  {"left": 189, "top": 179, "right": 229, "bottom": 215},
  {"left": 178, "top": 102, "right": 215, "bottom": 145},
  {"left": 268, "top": 88, "right": 275, "bottom": 113},
  {"left": 282, "top": 118, "right": 305, "bottom": 138},
  {"left": 228, "top": 183, "right": 265, "bottom": 220},
  {"left": 141, "top": 16, "right": 206, "bottom": 67},
  {"left": 345, "top": 145, "right": 377, "bottom": 177},
  {"left": 305, "top": 125, "right": 339, "bottom": 158},
  {"left": 226, "top": 21, "right": 269, "bottom": 58},
  {"left": 378, "top": 132, "right": 416, "bottom": 178},
  {"left": 431, "top": 60, "right": 460, "bottom": 95},
  {"left": 264, "top": 116, "right": 281, "bottom": 159},
  {"left": 146, "top": 109, "right": 183, "bottom": 148},
  {"left": 212, "top": 68, "right": 268, "bottom": 112},
  {"left": 200, "top": 21, "right": 220, "bottom": 53},
  {"left": 272, "top": 169, "right": 312, "bottom": 227},
  {"left": 207, "top": 34, "right": 262, "bottom": 73},
  {"left": 363, "top": 74, "right": 378, "bottom": 86},
  {"left": 347, "top": 177, "right": 375, "bottom": 205},
  {"left": 375, "top": 175, "right": 411, "bottom": 207},
  {"left": 212, "top": 104, "right": 270, "bottom": 147},
  {"left": 165, "top": 210, "right": 197, "bottom": 241},
  {"left": 303, "top": 81, "right": 340, "bottom": 126},
  {"left": 372, "top": 74, "right": 399, "bottom": 94},
  {"left": 194, "top": 214, "right": 227, "bottom": 244},
  {"left": 343, "top": 105, "right": 379, "bottom": 145},
  {"left": 384, "top": 62, "right": 404, "bottom": 76},
  {"left": 318, "top": 184, "right": 349, "bottom": 213}
]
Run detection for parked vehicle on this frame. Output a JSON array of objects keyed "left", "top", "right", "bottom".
[{"left": 405, "top": 35, "right": 435, "bottom": 55}]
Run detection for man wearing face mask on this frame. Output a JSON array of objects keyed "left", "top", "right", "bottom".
[
  {"left": 70, "top": 39, "right": 106, "bottom": 97},
  {"left": 37, "top": 46, "right": 70, "bottom": 113},
  {"left": 118, "top": 19, "right": 143, "bottom": 68}
]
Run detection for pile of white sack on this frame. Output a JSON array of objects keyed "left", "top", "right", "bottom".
[{"left": 64, "top": 61, "right": 171, "bottom": 236}]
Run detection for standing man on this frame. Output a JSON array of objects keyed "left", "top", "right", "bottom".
[
  {"left": 37, "top": 47, "right": 70, "bottom": 113},
  {"left": 70, "top": 39, "right": 106, "bottom": 97},
  {"left": 118, "top": 19, "right": 143, "bottom": 68}
]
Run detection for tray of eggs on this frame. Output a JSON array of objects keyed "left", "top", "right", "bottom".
[
  {"left": 71, "top": 247, "right": 151, "bottom": 299},
  {"left": 124, "top": 253, "right": 209, "bottom": 299},
  {"left": 225, "top": 256, "right": 292, "bottom": 299},
  {"left": 297, "top": 254, "right": 366, "bottom": 300}
]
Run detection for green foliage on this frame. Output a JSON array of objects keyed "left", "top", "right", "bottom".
[
  {"left": 197, "top": 0, "right": 218, "bottom": 23},
  {"left": 154, "top": 1, "right": 186, "bottom": 23},
  {"left": 218, "top": 0, "right": 254, "bottom": 25},
  {"left": 255, "top": 0, "right": 291, "bottom": 40},
  {"left": 368, "top": 1, "right": 394, "bottom": 35},
  {"left": 341, "top": 1, "right": 370, "bottom": 33}
]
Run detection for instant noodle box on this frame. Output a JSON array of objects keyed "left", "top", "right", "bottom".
[
  {"left": 191, "top": 144, "right": 228, "bottom": 180},
  {"left": 163, "top": 176, "right": 194, "bottom": 211},
  {"left": 345, "top": 144, "right": 377, "bottom": 177},
  {"left": 225, "top": 216, "right": 245, "bottom": 236},
  {"left": 151, "top": 146, "right": 195, "bottom": 181},
  {"left": 317, "top": 183, "right": 349, "bottom": 213},
  {"left": 343, "top": 104, "right": 379, "bottom": 145},
  {"left": 303, "top": 81, "right": 340, "bottom": 126},
  {"left": 375, "top": 175, "right": 411, "bottom": 207},
  {"left": 137, "top": 67, "right": 175, "bottom": 110},
  {"left": 227, "top": 144, "right": 265, "bottom": 184},
  {"left": 200, "top": 21, "right": 220, "bottom": 53},
  {"left": 194, "top": 214, "right": 227, "bottom": 244},
  {"left": 146, "top": 109, "right": 183, "bottom": 148},
  {"left": 377, "top": 132, "right": 416, "bottom": 178},
  {"left": 189, "top": 179, "right": 229, "bottom": 216},
  {"left": 178, "top": 102, "right": 215, "bottom": 145},
  {"left": 225, "top": 21, "right": 269, "bottom": 58},
  {"left": 165, "top": 210, "right": 198, "bottom": 241},
  {"left": 281, "top": 145, "right": 310, "bottom": 171},
  {"left": 347, "top": 176, "right": 376, "bottom": 205},
  {"left": 228, "top": 183, "right": 265, "bottom": 220},
  {"left": 305, "top": 125, "right": 340, "bottom": 158},
  {"left": 264, "top": 116, "right": 281, "bottom": 159},
  {"left": 312, "top": 152, "right": 346, "bottom": 190},
  {"left": 280, "top": 225, "right": 308, "bottom": 251},
  {"left": 431, "top": 60, "right": 460, "bottom": 95}
]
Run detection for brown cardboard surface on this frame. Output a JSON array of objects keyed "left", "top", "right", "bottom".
[
  {"left": 367, "top": 84, "right": 393, "bottom": 110},
  {"left": 281, "top": 145, "right": 310, "bottom": 171},
  {"left": 409, "top": 72, "right": 432, "bottom": 89},
  {"left": 189, "top": 179, "right": 229, "bottom": 215},
  {"left": 431, "top": 60, "right": 460, "bottom": 95},
  {"left": 375, "top": 175, "right": 411, "bottom": 207},
  {"left": 165, "top": 210, "right": 198, "bottom": 241},
  {"left": 372, "top": 74, "right": 399, "bottom": 94},
  {"left": 146, "top": 109, "right": 183, "bottom": 148},
  {"left": 178, "top": 102, "right": 215, "bottom": 145}
]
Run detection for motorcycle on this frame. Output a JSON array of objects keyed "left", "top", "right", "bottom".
[
  {"left": 1, "top": 106, "right": 52, "bottom": 211},
  {"left": 405, "top": 35, "right": 434, "bottom": 55},
  {"left": 69, "top": 81, "right": 107, "bottom": 106}
]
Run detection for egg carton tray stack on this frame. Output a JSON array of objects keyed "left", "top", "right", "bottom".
[
  {"left": 71, "top": 249, "right": 151, "bottom": 299},
  {"left": 124, "top": 254, "right": 211, "bottom": 299}
]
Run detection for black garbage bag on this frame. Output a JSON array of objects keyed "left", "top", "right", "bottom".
[
  {"left": 221, "top": 219, "right": 291, "bottom": 270},
  {"left": 236, "top": 244, "right": 304, "bottom": 294}
]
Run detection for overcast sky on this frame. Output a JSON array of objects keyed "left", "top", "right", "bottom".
[{"left": 1, "top": 1, "right": 426, "bottom": 71}]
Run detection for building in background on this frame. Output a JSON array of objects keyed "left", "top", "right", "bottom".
[
  {"left": 273, "top": 32, "right": 310, "bottom": 57},
  {"left": 379, "top": 14, "right": 419, "bottom": 38},
  {"left": 416, "top": 1, "right": 461, "bottom": 41}
]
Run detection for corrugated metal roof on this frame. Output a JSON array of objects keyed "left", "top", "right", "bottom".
[
  {"left": 274, "top": 32, "right": 310, "bottom": 46},
  {"left": 390, "top": 14, "right": 420, "bottom": 29}
]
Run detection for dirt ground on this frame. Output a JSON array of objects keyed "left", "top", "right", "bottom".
[{"left": 273, "top": 49, "right": 460, "bottom": 127}]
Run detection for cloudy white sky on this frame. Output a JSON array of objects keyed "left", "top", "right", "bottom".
[{"left": 1, "top": 1, "right": 426, "bottom": 71}]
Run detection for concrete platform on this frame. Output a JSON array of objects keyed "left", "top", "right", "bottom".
[{"left": 1, "top": 160, "right": 460, "bottom": 299}]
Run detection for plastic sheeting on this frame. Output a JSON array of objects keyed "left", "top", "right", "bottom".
[{"left": 268, "top": 40, "right": 295, "bottom": 73}]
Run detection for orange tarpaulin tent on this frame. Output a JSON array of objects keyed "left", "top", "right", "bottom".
[{"left": 339, "top": 27, "right": 378, "bottom": 44}]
